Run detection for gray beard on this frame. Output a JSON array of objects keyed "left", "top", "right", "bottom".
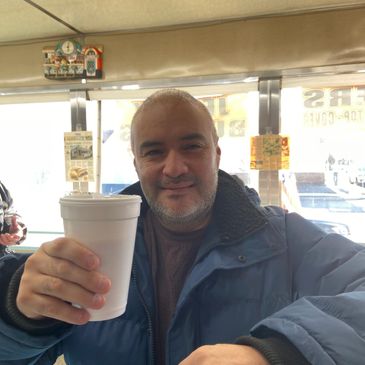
[{"left": 145, "top": 178, "right": 218, "bottom": 229}]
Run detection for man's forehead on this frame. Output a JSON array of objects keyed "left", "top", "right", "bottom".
[
  {"left": 140, "top": 98, "right": 198, "bottom": 115},
  {"left": 137, "top": 132, "right": 207, "bottom": 152},
  {"left": 134, "top": 99, "right": 211, "bottom": 126},
  {"left": 131, "top": 96, "right": 217, "bottom": 150}
]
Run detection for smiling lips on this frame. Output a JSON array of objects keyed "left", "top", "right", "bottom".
[
  {"left": 162, "top": 183, "right": 193, "bottom": 191},
  {"left": 160, "top": 181, "right": 195, "bottom": 194}
]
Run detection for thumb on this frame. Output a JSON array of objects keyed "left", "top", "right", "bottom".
[{"left": 10, "top": 215, "right": 18, "bottom": 232}]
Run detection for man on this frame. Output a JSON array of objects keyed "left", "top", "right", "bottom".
[
  {"left": 0, "top": 181, "right": 26, "bottom": 256},
  {"left": 0, "top": 89, "right": 365, "bottom": 365}
]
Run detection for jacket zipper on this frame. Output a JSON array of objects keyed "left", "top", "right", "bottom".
[{"left": 131, "top": 263, "right": 155, "bottom": 365}]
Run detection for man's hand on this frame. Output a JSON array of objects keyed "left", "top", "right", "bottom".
[
  {"left": 0, "top": 216, "right": 23, "bottom": 245},
  {"left": 179, "top": 344, "right": 270, "bottom": 365},
  {"left": 16, "top": 237, "right": 111, "bottom": 325},
  {"left": 0, "top": 232, "right": 20, "bottom": 245}
]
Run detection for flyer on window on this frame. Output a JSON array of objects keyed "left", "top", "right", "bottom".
[
  {"left": 250, "top": 134, "right": 290, "bottom": 170},
  {"left": 64, "top": 131, "right": 94, "bottom": 181}
]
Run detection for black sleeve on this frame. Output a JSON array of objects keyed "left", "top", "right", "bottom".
[
  {"left": 0, "top": 182, "right": 13, "bottom": 233},
  {"left": 0, "top": 182, "right": 13, "bottom": 208},
  {"left": 0, "top": 254, "right": 70, "bottom": 335},
  {"left": 235, "top": 332, "right": 310, "bottom": 365}
]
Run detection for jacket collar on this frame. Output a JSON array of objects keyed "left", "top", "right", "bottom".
[{"left": 122, "top": 169, "right": 268, "bottom": 243}]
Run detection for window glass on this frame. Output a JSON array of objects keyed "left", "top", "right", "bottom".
[
  {"left": 281, "top": 79, "right": 365, "bottom": 244},
  {"left": 0, "top": 84, "right": 259, "bottom": 249},
  {"left": 0, "top": 102, "right": 72, "bottom": 249},
  {"left": 85, "top": 100, "right": 99, "bottom": 193},
  {"left": 203, "top": 92, "right": 259, "bottom": 187},
  {"left": 100, "top": 90, "right": 259, "bottom": 193},
  {"left": 100, "top": 99, "right": 139, "bottom": 194}
]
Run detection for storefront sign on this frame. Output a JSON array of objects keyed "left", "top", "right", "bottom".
[
  {"left": 303, "top": 87, "right": 365, "bottom": 128},
  {"left": 200, "top": 94, "right": 247, "bottom": 138},
  {"left": 250, "top": 134, "right": 290, "bottom": 170},
  {"left": 64, "top": 131, "right": 94, "bottom": 182}
]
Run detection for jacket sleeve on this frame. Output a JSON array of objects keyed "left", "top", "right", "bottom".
[
  {"left": 251, "top": 212, "right": 365, "bottom": 365},
  {"left": 0, "top": 253, "right": 71, "bottom": 364},
  {"left": 236, "top": 333, "right": 310, "bottom": 365}
]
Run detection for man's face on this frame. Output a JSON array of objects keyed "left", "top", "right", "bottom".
[{"left": 132, "top": 99, "right": 221, "bottom": 231}]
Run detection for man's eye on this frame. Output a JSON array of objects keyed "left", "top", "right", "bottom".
[
  {"left": 184, "top": 144, "right": 202, "bottom": 150},
  {"left": 143, "top": 149, "right": 163, "bottom": 157}
]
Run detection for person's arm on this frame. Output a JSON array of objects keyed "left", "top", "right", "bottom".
[
  {"left": 179, "top": 344, "right": 270, "bottom": 365},
  {"left": 235, "top": 332, "right": 310, "bottom": 364},
  {"left": 3, "top": 263, "right": 72, "bottom": 334},
  {"left": 0, "top": 182, "right": 27, "bottom": 245},
  {"left": 0, "top": 253, "right": 67, "bottom": 364},
  {"left": 250, "top": 212, "right": 365, "bottom": 364},
  {"left": 179, "top": 212, "right": 365, "bottom": 364},
  {"left": 0, "top": 238, "right": 111, "bottom": 362},
  {"left": 178, "top": 337, "right": 309, "bottom": 365}
]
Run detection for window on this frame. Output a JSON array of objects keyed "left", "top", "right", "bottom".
[
  {"left": 99, "top": 85, "right": 259, "bottom": 192},
  {"left": 1, "top": 81, "right": 259, "bottom": 249},
  {"left": 0, "top": 102, "right": 72, "bottom": 248},
  {"left": 281, "top": 74, "right": 365, "bottom": 244}
]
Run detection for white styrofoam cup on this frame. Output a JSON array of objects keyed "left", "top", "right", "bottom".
[{"left": 59, "top": 192, "right": 141, "bottom": 321}]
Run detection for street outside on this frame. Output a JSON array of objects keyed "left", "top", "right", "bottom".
[{"left": 295, "top": 171, "right": 365, "bottom": 245}]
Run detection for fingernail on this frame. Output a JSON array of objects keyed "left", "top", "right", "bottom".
[
  {"left": 92, "top": 294, "right": 104, "bottom": 306},
  {"left": 76, "top": 310, "right": 90, "bottom": 324},
  {"left": 86, "top": 255, "right": 98, "bottom": 268},
  {"left": 98, "top": 276, "right": 111, "bottom": 291}
]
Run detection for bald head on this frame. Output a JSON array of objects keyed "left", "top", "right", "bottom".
[
  {"left": 130, "top": 89, "right": 218, "bottom": 153},
  {"left": 130, "top": 88, "right": 221, "bottom": 231}
]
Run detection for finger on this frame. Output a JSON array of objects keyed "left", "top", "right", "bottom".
[
  {"left": 10, "top": 215, "right": 18, "bottom": 230},
  {"left": 17, "top": 238, "right": 110, "bottom": 323},
  {"left": 0, "top": 233, "right": 19, "bottom": 245},
  {"left": 179, "top": 346, "right": 206, "bottom": 365},
  {"left": 32, "top": 255, "right": 111, "bottom": 294},
  {"left": 0, "top": 234, "right": 7, "bottom": 245},
  {"left": 40, "top": 238, "right": 100, "bottom": 271},
  {"left": 17, "top": 291, "right": 92, "bottom": 325},
  {"left": 22, "top": 272, "right": 107, "bottom": 311},
  {"left": 9, "top": 224, "right": 23, "bottom": 236},
  {"left": 24, "top": 246, "right": 111, "bottom": 295},
  {"left": 18, "top": 271, "right": 107, "bottom": 323}
]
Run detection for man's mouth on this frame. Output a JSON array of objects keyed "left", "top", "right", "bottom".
[
  {"left": 162, "top": 183, "right": 193, "bottom": 191},
  {"left": 159, "top": 179, "right": 196, "bottom": 194}
]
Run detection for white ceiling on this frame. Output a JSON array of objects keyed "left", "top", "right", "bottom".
[{"left": 2, "top": 0, "right": 365, "bottom": 46}]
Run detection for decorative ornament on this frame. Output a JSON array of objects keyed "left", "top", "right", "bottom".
[
  {"left": 43, "top": 40, "right": 103, "bottom": 80},
  {"left": 250, "top": 134, "right": 290, "bottom": 170}
]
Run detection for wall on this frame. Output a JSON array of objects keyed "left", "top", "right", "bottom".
[{"left": 1, "top": 7, "right": 365, "bottom": 89}]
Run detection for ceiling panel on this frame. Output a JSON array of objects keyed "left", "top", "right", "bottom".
[
  {"left": 1, "top": 0, "right": 365, "bottom": 45},
  {"left": 33, "top": 0, "right": 365, "bottom": 33},
  {"left": 0, "top": 0, "right": 77, "bottom": 43}
]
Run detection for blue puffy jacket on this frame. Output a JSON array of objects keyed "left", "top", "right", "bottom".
[{"left": 0, "top": 171, "right": 365, "bottom": 365}]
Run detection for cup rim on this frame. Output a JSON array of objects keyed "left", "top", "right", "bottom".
[{"left": 60, "top": 193, "right": 142, "bottom": 204}]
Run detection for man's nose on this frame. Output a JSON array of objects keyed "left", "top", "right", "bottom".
[{"left": 162, "top": 150, "right": 188, "bottom": 177}]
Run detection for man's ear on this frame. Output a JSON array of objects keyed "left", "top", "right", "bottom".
[
  {"left": 133, "top": 159, "right": 140, "bottom": 177},
  {"left": 216, "top": 145, "right": 221, "bottom": 167}
]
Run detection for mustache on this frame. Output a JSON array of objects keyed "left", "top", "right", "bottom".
[{"left": 158, "top": 175, "right": 197, "bottom": 188}]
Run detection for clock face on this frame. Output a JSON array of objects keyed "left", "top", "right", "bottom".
[{"left": 61, "top": 41, "right": 75, "bottom": 55}]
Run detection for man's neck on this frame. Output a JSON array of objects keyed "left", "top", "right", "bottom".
[{"left": 153, "top": 211, "right": 212, "bottom": 234}]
